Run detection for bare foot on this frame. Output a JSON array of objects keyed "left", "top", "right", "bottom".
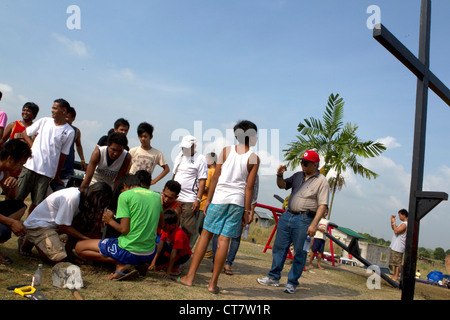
[{"left": 18, "top": 237, "right": 34, "bottom": 257}]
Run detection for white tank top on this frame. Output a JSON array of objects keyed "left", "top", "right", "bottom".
[
  {"left": 390, "top": 221, "right": 408, "bottom": 253},
  {"left": 91, "top": 146, "right": 128, "bottom": 189},
  {"left": 212, "top": 146, "right": 253, "bottom": 207}
]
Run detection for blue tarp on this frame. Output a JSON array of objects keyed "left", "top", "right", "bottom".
[{"left": 427, "top": 271, "right": 444, "bottom": 282}]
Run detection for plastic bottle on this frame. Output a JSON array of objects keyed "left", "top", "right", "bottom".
[
  {"left": 242, "top": 225, "right": 250, "bottom": 239},
  {"left": 303, "top": 235, "right": 311, "bottom": 252},
  {"left": 33, "top": 264, "right": 44, "bottom": 287}
]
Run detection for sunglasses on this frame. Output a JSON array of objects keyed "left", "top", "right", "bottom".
[{"left": 301, "top": 160, "right": 313, "bottom": 167}]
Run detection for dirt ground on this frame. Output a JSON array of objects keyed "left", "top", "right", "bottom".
[{"left": 2, "top": 237, "right": 449, "bottom": 303}]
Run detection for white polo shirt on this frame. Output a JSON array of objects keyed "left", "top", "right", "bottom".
[{"left": 173, "top": 151, "right": 208, "bottom": 203}]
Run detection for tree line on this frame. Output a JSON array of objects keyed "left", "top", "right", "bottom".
[{"left": 360, "top": 232, "right": 449, "bottom": 262}]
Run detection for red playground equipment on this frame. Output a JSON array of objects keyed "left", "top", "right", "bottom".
[{"left": 254, "top": 201, "right": 336, "bottom": 266}]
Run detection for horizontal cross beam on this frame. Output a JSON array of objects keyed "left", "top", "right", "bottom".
[
  {"left": 373, "top": 24, "right": 450, "bottom": 106},
  {"left": 415, "top": 191, "right": 448, "bottom": 220}
]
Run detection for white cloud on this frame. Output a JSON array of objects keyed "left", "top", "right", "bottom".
[
  {"left": 377, "top": 136, "right": 401, "bottom": 150},
  {"left": 109, "top": 67, "right": 193, "bottom": 95},
  {"left": 0, "top": 83, "right": 13, "bottom": 94},
  {"left": 52, "top": 33, "right": 88, "bottom": 58},
  {"left": 111, "top": 68, "right": 136, "bottom": 82},
  {"left": 145, "top": 82, "right": 193, "bottom": 95},
  {"left": 387, "top": 195, "right": 405, "bottom": 211},
  {"left": 440, "top": 165, "right": 450, "bottom": 176},
  {"left": 323, "top": 153, "right": 412, "bottom": 233},
  {"left": 0, "top": 83, "right": 30, "bottom": 118},
  {"left": 423, "top": 165, "right": 450, "bottom": 192},
  {"left": 257, "top": 149, "right": 282, "bottom": 176}
]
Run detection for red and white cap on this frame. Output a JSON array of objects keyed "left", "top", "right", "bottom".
[{"left": 301, "top": 150, "right": 320, "bottom": 162}]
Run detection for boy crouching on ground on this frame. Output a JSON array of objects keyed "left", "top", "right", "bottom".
[{"left": 149, "top": 209, "right": 191, "bottom": 278}]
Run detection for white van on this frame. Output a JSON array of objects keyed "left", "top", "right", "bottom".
[{"left": 339, "top": 257, "right": 358, "bottom": 267}]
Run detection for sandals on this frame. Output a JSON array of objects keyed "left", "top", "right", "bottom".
[
  {"left": 208, "top": 286, "right": 220, "bottom": 294},
  {"left": 175, "top": 276, "right": 192, "bottom": 287},
  {"left": 224, "top": 267, "right": 233, "bottom": 276},
  {"left": 109, "top": 269, "right": 139, "bottom": 281}
]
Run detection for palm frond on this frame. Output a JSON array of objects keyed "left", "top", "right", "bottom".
[
  {"left": 284, "top": 93, "right": 386, "bottom": 217},
  {"left": 323, "top": 93, "right": 344, "bottom": 139}
]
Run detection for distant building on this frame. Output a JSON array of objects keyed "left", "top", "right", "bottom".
[
  {"left": 254, "top": 210, "right": 274, "bottom": 228},
  {"left": 330, "top": 227, "right": 390, "bottom": 268}
]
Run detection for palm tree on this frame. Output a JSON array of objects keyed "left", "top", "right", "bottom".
[{"left": 283, "top": 93, "right": 386, "bottom": 219}]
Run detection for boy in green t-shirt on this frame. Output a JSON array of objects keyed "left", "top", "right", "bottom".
[{"left": 75, "top": 174, "right": 163, "bottom": 280}]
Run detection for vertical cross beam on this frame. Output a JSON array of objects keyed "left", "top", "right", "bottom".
[
  {"left": 373, "top": 0, "right": 449, "bottom": 300},
  {"left": 402, "top": 0, "right": 431, "bottom": 301}
]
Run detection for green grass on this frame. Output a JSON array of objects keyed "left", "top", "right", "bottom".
[
  {"left": 1, "top": 196, "right": 448, "bottom": 301},
  {"left": 243, "top": 222, "right": 448, "bottom": 278}
]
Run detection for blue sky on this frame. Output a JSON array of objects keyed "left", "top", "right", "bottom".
[{"left": 0, "top": 1, "right": 449, "bottom": 250}]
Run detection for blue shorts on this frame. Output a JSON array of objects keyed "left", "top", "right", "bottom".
[
  {"left": 98, "top": 238, "right": 156, "bottom": 265},
  {"left": 311, "top": 238, "right": 325, "bottom": 253},
  {"left": 204, "top": 203, "right": 244, "bottom": 238},
  {"left": 0, "top": 200, "right": 26, "bottom": 242}
]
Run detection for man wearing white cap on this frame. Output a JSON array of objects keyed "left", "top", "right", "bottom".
[
  {"left": 257, "top": 150, "right": 329, "bottom": 294},
  {"left": 173, "top": 135, "right": 208, "bottom": 248}
]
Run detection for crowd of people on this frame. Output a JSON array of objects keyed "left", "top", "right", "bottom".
[{"left": 0, "top": 94, "right": 338, "bottom": 295}]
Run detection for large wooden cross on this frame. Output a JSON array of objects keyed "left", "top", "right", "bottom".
[{"left": 373, "top": 0, "right": 449, "bottom": 300}]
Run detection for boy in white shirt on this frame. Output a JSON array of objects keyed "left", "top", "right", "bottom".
[{"left": 17, "top": 99, "right": 75, "bottom": 215}]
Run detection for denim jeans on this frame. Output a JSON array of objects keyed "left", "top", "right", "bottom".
[
  {"left": 212, "top": 222, "right": 243, "bottom": 266},
  {"left": 267, "top": 211, "right": 313, "bottom": 287}
]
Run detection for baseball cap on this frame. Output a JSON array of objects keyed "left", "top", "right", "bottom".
[
  {"left": 301, "top": 150, "right": 320, "bottom": 162},
  {"left": 180, "top": 135, "right": 197, "bottom": 148}
]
